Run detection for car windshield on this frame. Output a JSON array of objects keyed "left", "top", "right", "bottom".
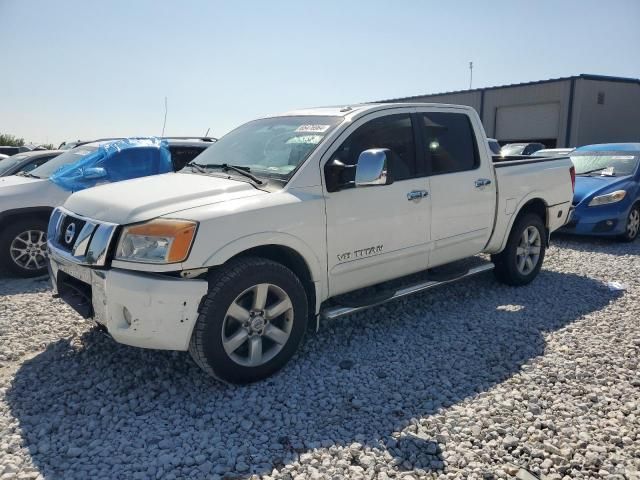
[
  {"left": 30, "top": 145, "right": 99, "bottom": 178},
  {"left": 184, "top": 116, "right": 342, "bottom": 180},
  {"left": 488, "top": 140, "right": 501, "bottom": 155},
  {"left": 570, "top": 151, "right": 640, "bottom": 176},
  {"left": 500, "top": 144, "right": 526, "bottom": 156},
  {"left": 0, "top": 154, "right": 30, "bottom": 175}
]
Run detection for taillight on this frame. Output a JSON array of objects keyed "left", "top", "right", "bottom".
[{"left": 569, "top": 165, "right": 575, "bottom": 193}]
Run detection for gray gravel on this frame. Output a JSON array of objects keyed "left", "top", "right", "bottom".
[{"left": 1, "top": 236, "right": 639, "bottom": 479}]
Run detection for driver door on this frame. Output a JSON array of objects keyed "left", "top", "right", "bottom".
[{"left": 323, "top": 111, "right": 431, "bottom": 296}]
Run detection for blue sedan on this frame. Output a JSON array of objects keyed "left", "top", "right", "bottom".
[{"left": 562, "top": 143, "right": 640, "bottom": 241}]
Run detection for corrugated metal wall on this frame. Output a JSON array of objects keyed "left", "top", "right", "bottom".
[{"left": 382, "top": 76, "right": 640, "bottom": 148}]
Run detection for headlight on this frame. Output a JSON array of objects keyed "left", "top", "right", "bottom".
[
  {"left": 115, "top": 219, "right": 197, "bottom": 263},
  {"left": 588, "top": 190, "right": 627, "bottom": 207}
]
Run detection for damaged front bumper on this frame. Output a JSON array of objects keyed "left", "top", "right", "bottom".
[{"left": 49, "top": 248, "right": 208, "bottom": 351}]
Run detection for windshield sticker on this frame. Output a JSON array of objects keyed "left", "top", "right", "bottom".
[
  {"left": 610, "top": 156, "right": 635, "bottom": 160},
  {"left": 73, "top": 150, "right": 91, "bottom": 155},
  {"left": 295, "top": 124, "right": 331, "bottom": 133},
  {"left": 287, "top": 135, "right": 323, "bottom": 145}
]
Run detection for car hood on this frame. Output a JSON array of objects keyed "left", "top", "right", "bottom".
[
  {"left": 573, "top": 174, "right": 633, "bottom": 205},
  {"left": 0, "top": 176, "right": 68, "bottom": 211},
  {"left": 63, "top": 172, "right": 268, "bottom": 224}
]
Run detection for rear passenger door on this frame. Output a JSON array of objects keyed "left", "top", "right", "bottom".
[{"left": 419, "top": 109, "right": 496, "bottom": 267}]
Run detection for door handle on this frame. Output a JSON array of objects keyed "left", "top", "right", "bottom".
[
  {"left": 407, "top": 190, "right": 429, "bottom": 201},
  {"left": 474, "top": 178, "right": 492, "bottom": 188}
]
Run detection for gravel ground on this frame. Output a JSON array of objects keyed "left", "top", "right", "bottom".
[{"left": 0, "top": 236, "right": 639, "bottom": 480}]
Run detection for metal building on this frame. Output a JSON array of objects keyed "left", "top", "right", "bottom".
[{"left": 381, "top": 74, "right": 640, "bottom": 148}]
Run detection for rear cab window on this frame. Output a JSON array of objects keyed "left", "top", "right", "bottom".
[{"left": 420, "top": 112, "right": 480, "bottom": 175}]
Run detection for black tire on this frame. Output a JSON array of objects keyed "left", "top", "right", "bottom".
[
  {"left": 618, "top": 204, "right": 640, "bottom": 243},
  {"left": 189, "top": 257, "right": 308, "bottom": 384},
  {"left": 491, "top": 213, "right": 546, "bottom": 286},
  {"left": 0, "top": 218, "right": 49, "bottom": 277}
]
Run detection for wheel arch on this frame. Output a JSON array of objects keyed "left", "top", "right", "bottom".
[
  {"left": 497, "top": 197, "right": 549, "bottom": 252},
  {"left": 203, "top": 233, "right": 325, "bottom": 317},
  {"left": 0, "top": 206, "right": 54, "bottom": 231}
]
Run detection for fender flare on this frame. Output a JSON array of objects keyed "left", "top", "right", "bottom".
[
  {"left": 495, "top": 193, "right": 549, "bottom": 253},
  {"left": 202, "top": 232, "right": 326, "bottom": 314},
  {"left": 203, "top": 231, "right": 325, "bottom": 285}
]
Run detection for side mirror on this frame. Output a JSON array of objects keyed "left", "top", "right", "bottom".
[
  {"left": 82, "top": 167, "right": 107, "bottom": 180},
  {"left": 355, "top": 148, "right": 393, "bottom": 186}
]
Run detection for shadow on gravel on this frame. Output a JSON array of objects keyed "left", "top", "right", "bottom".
[
  {"left": 6, "top": 270, "right": 621, "bottom": 479},
  {"left": 0, "top": 275, "right": 50, "bottom": 296},
  {"left": 552, "top": 233, "right": 640, "bottom": 256}
]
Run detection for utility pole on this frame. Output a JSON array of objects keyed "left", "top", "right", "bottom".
[{"left": 469, "top": 61, "right": 473, "bottom": 89}]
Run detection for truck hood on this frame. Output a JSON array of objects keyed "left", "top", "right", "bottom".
[
  {"left": 63, "top": 172, "right": 268, "bottom": 224},
  {"left": 573, "top": 175, "right": 633, "bottom": 205}
]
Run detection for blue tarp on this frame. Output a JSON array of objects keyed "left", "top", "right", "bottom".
[{"left": 50, "top": 138, "right": 172, "bottom": 191}]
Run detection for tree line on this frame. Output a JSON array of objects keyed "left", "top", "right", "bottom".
[{"left": 0, "top": 133, "right": 54, "bottom": 150}]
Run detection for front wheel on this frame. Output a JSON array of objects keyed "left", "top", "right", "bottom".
[
  {"left": 189, "top": 257, "right": 308, "bottom": 384},
  {"left": 491, "top": 213, "right": 546, "bottom": 286},
  {"left": 619, "top": 205, "right": 640, "bottom": 242},
  {"left": 0, "top": 219, "right": 49, "bottom": 277}
]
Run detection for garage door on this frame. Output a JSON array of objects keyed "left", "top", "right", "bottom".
[{"left": 495, "top": 103, "right": 560, "bottom": 141}]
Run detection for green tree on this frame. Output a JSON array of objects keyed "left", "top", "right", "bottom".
[{"left": 0, "top": 133, "right": 26, "bottom": 147}]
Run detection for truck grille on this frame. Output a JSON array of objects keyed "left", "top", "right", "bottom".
[{"left": 48, "top": 208, "right": 118, "bottom": 266}]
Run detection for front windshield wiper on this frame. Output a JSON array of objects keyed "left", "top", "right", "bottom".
[
  {"left": 575, "top": 167, "right": 613, "bottom": 176},
  {"left": 188, "top": 162, "right": 264, "bottom": 185},
  {"left": 16, "top": 171, "right": 41, "bottom": 179}
]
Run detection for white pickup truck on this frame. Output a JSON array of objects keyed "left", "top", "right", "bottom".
[{"left": 47, "top": 103, "right": 575, "bottom": 383}]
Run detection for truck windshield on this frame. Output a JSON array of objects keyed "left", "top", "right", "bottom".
[
  {"left": 30, "top": 145, "right": 99, "bottom": 178},
  {"left": 570, "top": 152, "right": 639, "bottom": 176},
  {"left": 185, "top": 116, "right": 342, "bottom": 180}
]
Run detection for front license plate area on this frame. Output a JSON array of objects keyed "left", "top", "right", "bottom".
[{"left": 56, "top": 269, "right": 94, "bottom": 319}]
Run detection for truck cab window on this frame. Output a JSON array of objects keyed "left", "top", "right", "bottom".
[
  {"left": 422, "top": 112, "right": 479, "bottom": 175},
  {"left": 330, "top": 114, "right": 417, "bottom": 184}
]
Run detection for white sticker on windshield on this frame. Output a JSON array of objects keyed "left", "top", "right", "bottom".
[
  {"left": 295, "top": 124, "right": 331, "bottom": 133},
  {"left": 610, "top": 155, "right": 635, "bottom": 160}
]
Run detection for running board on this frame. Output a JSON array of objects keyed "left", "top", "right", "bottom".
[{"left": 320, "top": 262, "right": 494, "bottom": 321}]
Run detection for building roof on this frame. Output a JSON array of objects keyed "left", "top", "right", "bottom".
[{"left": 379, "top": 74, "right": 640, "bottom": 102}]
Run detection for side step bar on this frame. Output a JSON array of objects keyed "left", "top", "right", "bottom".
[{"left": 320, "top": 262, "right": 494, "bottom": 321}]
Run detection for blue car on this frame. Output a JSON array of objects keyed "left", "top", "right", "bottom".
[{"left": 562, "top": 143, "right": 640, "bottom": 241}]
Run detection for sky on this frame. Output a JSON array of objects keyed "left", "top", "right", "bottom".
[{"left": 1, "top": 0, "right": 639, "bottom": 146}]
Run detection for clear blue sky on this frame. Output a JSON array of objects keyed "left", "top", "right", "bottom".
[{"left": 1, "top": 0, "right": 639, "bottom": 146}]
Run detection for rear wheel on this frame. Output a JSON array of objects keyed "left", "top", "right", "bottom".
[
  {"left": 189, "top": 257, "right": 308, "bottom": 384},
  {"left": 491, "top": 213, "right": 546, "bottom": 286},
  {"left": 0, "top": 219, "right": 49, "bottom": 277},
  {"left": 619, "top": 205, "right": 640, "bottom": 242}
]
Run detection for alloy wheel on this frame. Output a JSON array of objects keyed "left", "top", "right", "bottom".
[
  {"left": 515, "top": 226, "right": 541, "bottom": 275},
  {"left": 627, "top": 208, "right": 640, "bottom": 239},
  {"left": 221, "top": 283, "right": 294, "bottom": 367},
  {"left": 10, "top": 230, "right": 48, "bottom": 271}
]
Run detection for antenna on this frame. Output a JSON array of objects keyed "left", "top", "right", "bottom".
[
  {"left": 204, "top": 127, "right": 210, "bottom": 137},
  {"left": 469, "top": 61, "right": 473, "bottom": 89},
  {"left": 161, "top": 96, "right": 168, "bottom": 137}
]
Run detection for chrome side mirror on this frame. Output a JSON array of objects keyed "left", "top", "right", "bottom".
[
  {"left": 82, "top": 167, "right": 107, "bottom": 180},
  {"left": 355, "top": 148, "right": 393, "bottom": 186}
]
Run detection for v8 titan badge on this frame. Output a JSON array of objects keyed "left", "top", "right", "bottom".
[{"left": 337, "top": 245, "right": 383, "bottom": 263}]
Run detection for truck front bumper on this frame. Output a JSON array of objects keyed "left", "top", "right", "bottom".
[{"left": 49, "top": 248, "right": 208, "bottom": 351}]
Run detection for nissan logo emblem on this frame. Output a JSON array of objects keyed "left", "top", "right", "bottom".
[{"left": 64, "top": 223, "right": 76, "bottom": 244}]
